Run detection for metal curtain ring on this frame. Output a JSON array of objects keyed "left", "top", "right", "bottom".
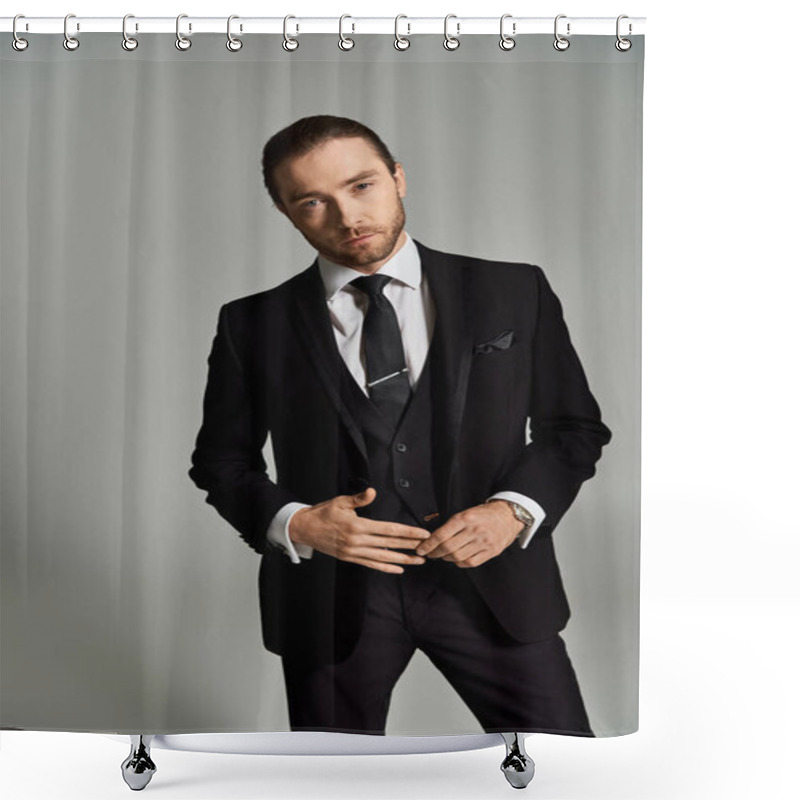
[
  {"left": 122, "top": 14, "right": 138, "bottom": 51},
  {"left": 283, "top": 15, "right": 299, "bottom": 51},
  {"left": 443, "top": 14, "right": 460, "bottom": 51},
  {"left": 227, "top": 15, "right": 243, "bottom": 51},
  {"left": 175, "top": 13, "right": 191, "bottom": 50},
  {"left": 499, "top": 13, "right": 516, "bottom": 50},
  {"left": 12, "top": 14, "right": 29, "bottom": 51},
  {"left": 553, "top": 14, "right": 570, "bottom": 51},
  {"left": 615, "top": 14, "right": 632, "bottom": 51},
  {"left": 63, "top": 13, "right": 79, "bottom": 51},
  {"left": 394, "top": 14, "right": 410, "bottom": 51},
  {"left": 339, "top": 14, "right": 355, "bottom": 50}
]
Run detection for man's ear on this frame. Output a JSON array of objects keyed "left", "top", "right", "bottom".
[{"left": 392, "top": 163, "right": 407, "bottom": 199}]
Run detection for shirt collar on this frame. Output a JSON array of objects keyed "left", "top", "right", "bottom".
[{"left": 317, "top": 233, "right": 421, "bottom": 300}]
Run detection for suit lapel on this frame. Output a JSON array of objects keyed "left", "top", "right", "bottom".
[
  {"left": 418, "top": 242, "right": 475, "bottom": 513},
  {"left": 290, "top": 261, "right": 369, "bottom": 464}
]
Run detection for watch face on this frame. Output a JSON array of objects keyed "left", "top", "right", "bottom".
[{"left": 511, "top": 503, "right": 534, "bottom": 525}]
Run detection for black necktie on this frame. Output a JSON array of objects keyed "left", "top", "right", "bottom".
[{"left": 350, "top": 274, "right": 412, "bottom": 426}]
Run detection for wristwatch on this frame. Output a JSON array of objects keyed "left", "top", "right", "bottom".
[{"left": 487, "top": 498, "right": 535, "bottom": 534}]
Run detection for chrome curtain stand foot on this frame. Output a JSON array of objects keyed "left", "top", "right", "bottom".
[
  {"left": 499, "top": 732, "right": 535, "bottom": 789},
  {"left": 121, "top": 735, "right": 157, "bottom": 790}
]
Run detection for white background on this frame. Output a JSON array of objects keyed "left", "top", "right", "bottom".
[{"left": 1, "top": 1, "right": 798, "bottom": 799}]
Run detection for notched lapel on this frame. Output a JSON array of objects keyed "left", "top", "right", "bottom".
[
  {"left": 419, "top": 243, "right": 475, "bottom": 513},
  {"left": 290, "top": 262, "right": 368, "bottom": 464}
]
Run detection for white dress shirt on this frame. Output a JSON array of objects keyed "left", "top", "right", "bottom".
[{"left": 266, "top": 233, "right": 546, "bottom": 562}]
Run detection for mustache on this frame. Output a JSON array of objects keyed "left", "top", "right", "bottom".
[{"left": 341, "top": 230, "right": 380, "bottom": 243}]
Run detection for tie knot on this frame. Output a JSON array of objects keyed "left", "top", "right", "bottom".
[{"left": 350, "top": 273, "right": 393, "bottom": 299}]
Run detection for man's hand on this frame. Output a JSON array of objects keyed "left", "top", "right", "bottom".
[
  {"left": 415, "top": 500, "right": 525, "bottom": 568},
  {"left": 288, "top": 487, "right": 431, "bottom": 574}
]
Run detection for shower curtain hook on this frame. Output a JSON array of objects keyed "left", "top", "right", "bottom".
[
  {"left": 394, "top": 15, "right": 411, "bottom": 51},
  {"left": 339, "top": 14, "right": 355, "bottom": 51},
  {"left": 121, "top": 15, "right": 139, "bottom": 51},
  {"left": 283, "top": 15, "right": 299, "bottom": 51},
  {"left": 499, "top": 14, "right": 516, "bottom": 51},
  {"left": 443, "top": 14, "right": 460, "bottom": 51},
  {"left": 553, "top": 14, "right": 570, "bottom": 51},
  {"left": 175, "top": 14, "right": 192, "bottom": 51},
  {"left": 615, "top": 15, "right": 632, "bottom": 51},
  {"left": 12, "top": 14, "right": 29, "bottom": 52},
  {"left": 63, "top": 13, "right": 80, "bottom": 51},
  {"left": 226, "top": 15, "right": 243, "bottom": 52}
]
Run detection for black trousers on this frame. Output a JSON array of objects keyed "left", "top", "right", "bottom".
[{"left": 281, "top": 558, "right": 592, "bottom": 736}]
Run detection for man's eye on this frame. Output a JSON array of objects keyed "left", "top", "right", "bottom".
[
  {"left": 303, "top": 199, "right": 320, "bottom": 208},
  {"left": 355, "top": 183, "right": 371, "bottom": 191}
]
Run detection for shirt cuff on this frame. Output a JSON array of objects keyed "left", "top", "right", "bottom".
[
  {"left": 266, "top": 502, "right": 314, "bottom": 563},
  {"left": 486, "top": 491, "right": 546, "bottom": 549}
]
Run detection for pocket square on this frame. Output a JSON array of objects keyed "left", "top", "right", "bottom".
[{"left": 473, "top": 330, "right": 515, "bottom": 355}]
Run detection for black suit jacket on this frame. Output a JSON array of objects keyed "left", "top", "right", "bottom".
[{"left": 189, "top": 240, "right": 611, "bottom": 664}]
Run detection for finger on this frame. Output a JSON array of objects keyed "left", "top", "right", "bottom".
[
  {"left": 431, "top": 515, "right": 466, "bottom": 539},
  {"left": 355, "top": 519, "right": 431, "bottom": 541},
  {"left": 345, "top": 547, "right": 427, "bottom": 572},
  {"left": 424, "top": 528, "right": 479, "bottom": 559},
  {"left": 417, "top": 517, "right": 466, "bottom": 555},
  {"left": 351, "top": 535, "right": 432, "bottom": 551},
  {"left": 430, "top": 528, "right": 490, "bottom": 563},
  {"left": 440, "top": 538, "right": 487, "bottom": 564},
  {"left": 348, "top": 546, "right": 426, "bottom": 566},
  {"left": 347, "top": 557, "right": 406, "bottom": 575},
  {"left": 446, "top": 547, "right": 492, "bottom": 568},
  {"left": 346, "top": 487, "right": 376, "bottom": 508}
]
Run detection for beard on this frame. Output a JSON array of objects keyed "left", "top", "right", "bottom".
[{"left": 304, "top": 195, "right": 407, "bottom": 270}]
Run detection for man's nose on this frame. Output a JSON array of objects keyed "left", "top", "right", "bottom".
[{"left": 332, "top": 198, "right": 364, "bottom": 229}]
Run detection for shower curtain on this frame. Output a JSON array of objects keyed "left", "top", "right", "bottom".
[{"left": 0, "top": 27, "right": 643, "bottom": 738}]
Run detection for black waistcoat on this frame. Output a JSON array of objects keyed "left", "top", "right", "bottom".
[{"left": 339, "top": 341, "right": 442, "bottom": 534}]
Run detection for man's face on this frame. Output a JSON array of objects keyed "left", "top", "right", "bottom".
[{"left": 273, "top": 136, "right": 407, "bottom": 274}]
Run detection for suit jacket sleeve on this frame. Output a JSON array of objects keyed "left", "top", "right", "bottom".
[
  {"left": 492, "top": 265, "right": 612, "bottom": 537},
  {"left": 188, "top": 301, "right": 300, "bottom": 555}
]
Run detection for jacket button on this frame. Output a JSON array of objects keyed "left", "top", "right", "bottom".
[
  {"left": 395, "top": 442, "right": 407, "bottom": 452},
  {"left": 398, "top": 478, "right": 412, "bottom": 489}
]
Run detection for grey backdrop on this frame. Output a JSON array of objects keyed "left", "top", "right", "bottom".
[{"left": 0, "top": 32, "right": 642, "bottom": 736}]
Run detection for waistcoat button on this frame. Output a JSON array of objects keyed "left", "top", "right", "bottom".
[
  {"left": 395, "top": 442, "right": 408, "bottom": 452},
  {"left": 398, "top": 478, "right": 412, "bottom": 489}
]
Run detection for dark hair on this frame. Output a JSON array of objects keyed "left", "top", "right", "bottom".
[{"left": 261, "top": 115, "right": 398, "bottom": 206}]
